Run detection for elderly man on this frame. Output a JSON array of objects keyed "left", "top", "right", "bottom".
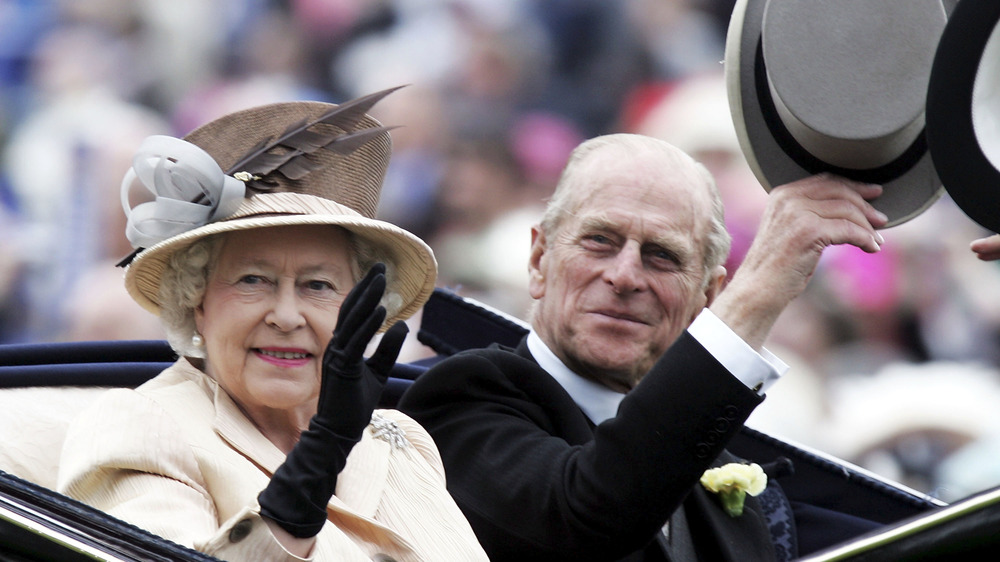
[{"left": 400, "top": 133, "right": 885, "bottom": 561}]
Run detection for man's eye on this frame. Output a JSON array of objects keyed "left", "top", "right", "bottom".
[
  {"left": 653, "top": 249, "right": 677, "bottom": 262},
  {"left": 646, "top": 248, "right": 682, "bottom": 269}
]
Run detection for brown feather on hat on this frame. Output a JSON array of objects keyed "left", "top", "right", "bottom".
[{"left": 118, "top": 86, "right": 437, "bottom": 328}]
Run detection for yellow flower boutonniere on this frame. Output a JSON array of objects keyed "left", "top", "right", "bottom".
[{"left": 700, "top": 462, "right": 767, "bottom": 517}]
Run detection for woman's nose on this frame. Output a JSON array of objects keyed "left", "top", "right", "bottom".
[{"left": 265, "top": 284, "right": 306, "bottom": 331}]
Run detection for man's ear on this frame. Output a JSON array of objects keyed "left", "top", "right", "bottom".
[
  {"left": 703, "top": 264, "right": 728, "bottom": 307},
  {"left": 688, "top": 265, "right": 727, "bottom": 326},
  {"left": 528, "top": 225, "right": 547, "bottom": 300}
]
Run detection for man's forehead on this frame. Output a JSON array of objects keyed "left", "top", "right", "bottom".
[
  {"left": 581, "top": 148, "right": 709, "bottom": 195},
  {"left": 569, "top": 179, "right": 710, "bottom": 223}
]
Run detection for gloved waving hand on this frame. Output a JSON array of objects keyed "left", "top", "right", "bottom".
[{"left": 259, "top": 263, "right": 409, "bottom": 538}]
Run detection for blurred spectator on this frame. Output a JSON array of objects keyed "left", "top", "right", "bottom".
[
  {"left": 424, "top": 110, "right": 580, "bottom": 318},
  {"left": 60, "top": 259, "right": 165, "bottom": 342},
  {"left": 937, "top": 433, "right": 1000, "bottom": 502},
  {"left": 0, "top": 202, "right": 29, "bottom": 343},
  {"left": 527, "top": 0, "right": 646, "bottom": 136},
  {"left": 510, "top": 110, "right": 584, "bottom": 201},
  {"left": 171, "top": 4, "right": 332, "bottom": 132},
  {"left": 1, "top": 22, "right": 169, "bottom": 340},
  {"left": 824, "top": 361, "right": 1000, "bottom": 501},
  {"left": 0, "top": 0, "right": 54, "bottom": 138},
  {"left": 375, "top": 84, "right": 451, "bottom": 239},
  {"left": 623, "top": 0, "right": 727, "bottom": 78},
  {"left": 427, "top": 134, "right": 536, "bottom": 317}
]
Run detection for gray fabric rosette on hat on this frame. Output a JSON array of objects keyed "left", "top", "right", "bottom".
[
  {"left": 118, "top": 87, "right": 437, "bottom": 328},
  {"left": 725, "top": 0, "right": 949, "bottom": 228}
]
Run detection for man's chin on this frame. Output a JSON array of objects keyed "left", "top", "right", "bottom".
[{"left": 572, "top": 347, "right": 651, "bottom": 388}]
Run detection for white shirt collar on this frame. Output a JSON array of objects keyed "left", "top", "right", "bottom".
[{"left": 526, "top": 330, "right": 625, "bottom": 425}]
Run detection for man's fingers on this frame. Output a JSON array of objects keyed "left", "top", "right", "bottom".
[
  {"left": 809, "top": 199, "right": 886, "bottom": 251},
  {"left": 778, "top": 174, "right": 885, "bottom": 220},
  {"left": 770, "top": 174, "right": 887, "bottom": 252}
]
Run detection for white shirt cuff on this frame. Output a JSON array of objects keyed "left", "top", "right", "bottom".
[{"left": 687, "top": 309, "right": 788, "bottom": 394}]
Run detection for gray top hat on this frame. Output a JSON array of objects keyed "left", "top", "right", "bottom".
[{"left": 725, "top": 0, "right": 949, "bottom": 228}]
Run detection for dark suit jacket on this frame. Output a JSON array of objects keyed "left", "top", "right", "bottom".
[{"left": 399, "top": 332, "right": 779, "bottom": 561}]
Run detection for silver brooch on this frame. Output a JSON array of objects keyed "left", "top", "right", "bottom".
[{"left": 370, "top": 413, "right": 410, "bottom": 450}]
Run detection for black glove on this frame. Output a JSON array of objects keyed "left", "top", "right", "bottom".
[{"left": 258, "top": 263, "right": 409, "bottom": 538}]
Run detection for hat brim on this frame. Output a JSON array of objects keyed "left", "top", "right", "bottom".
[
  {"left": 926, "top": 0, "right": 1000, "bottom": 233},
  {"left": 125, "top": 194, "right": 437, "bottom": 328},
  {"left": 725, "top": 0, "right": 945, "bottom": 228}
]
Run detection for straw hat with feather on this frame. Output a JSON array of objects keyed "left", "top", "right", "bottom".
[{"left": 119, "top": 86, "right": 436, "bottom": 328}]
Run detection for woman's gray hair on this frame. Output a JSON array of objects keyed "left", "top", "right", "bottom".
[
  {"left": 540, "top": 133, "right": 731, "bottom": 278},
  {"left": 157, "top": 226, "right": 401, "bottom": 358}
]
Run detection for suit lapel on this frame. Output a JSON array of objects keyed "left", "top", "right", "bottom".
[
  {"left": 658, "top": 502, "right": 698, "bottom": 562},
  {"left": 512, "top": 341, "right": 599, "bottom": 443}
]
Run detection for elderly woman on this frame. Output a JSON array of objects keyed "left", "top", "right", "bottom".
[{"left": 57, "top": 90, "right": 488, "bottom": 561}]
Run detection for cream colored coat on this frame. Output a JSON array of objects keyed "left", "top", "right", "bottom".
[{"left": 57, "top": 359, "right": 489, "bottom": 561}]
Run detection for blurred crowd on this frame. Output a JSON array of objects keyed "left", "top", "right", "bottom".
[{"left": 3, "top": 0, "right": 1000, "bottom": 502}]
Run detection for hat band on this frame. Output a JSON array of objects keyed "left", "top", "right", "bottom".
[
  {"left": 226, "top": 192, "right": 363, "bottom": 221},
  {"left": 754, "top": 40, "right": 928, "bottom": 184}
]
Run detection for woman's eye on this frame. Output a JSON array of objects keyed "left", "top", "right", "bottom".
[
  {"left": 238, "top": 274, "right": 266, "bottom": 285},
  {"left": 305, "top": 280, "right": 335, "bottom": 292}
]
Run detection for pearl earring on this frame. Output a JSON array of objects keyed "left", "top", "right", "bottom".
[{"left": 192, "top": 333, "right": 204, "bottom": 348}]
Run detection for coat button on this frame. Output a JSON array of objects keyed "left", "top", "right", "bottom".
[
  {"left": 228, "top": 518, "right": 253, "bottom": 543},
  {"left": 695, "top": 443, "right": 712, "bottom": 458}
]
